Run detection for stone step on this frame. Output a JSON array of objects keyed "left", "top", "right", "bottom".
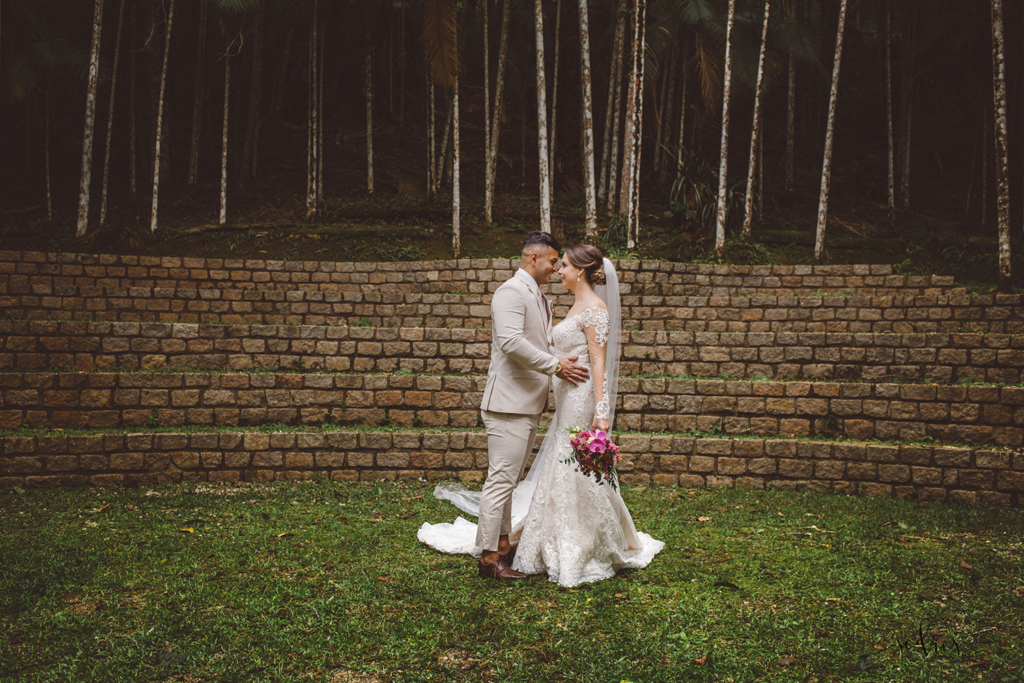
[
  {"left": 3, "top": 284, "right": 1014, "bottom": 333},
  {"left": 3, "top": 371, "right": 1022, "bottom": 447},
  {"left": 1, "top": 251, "right": 962, "bottom": 299},
  {"left": 1, "top": 426, "right": 1020, "bottom": 505},
  {"left": 3, "top": 319, "right": 1023, "bottom": 383}
]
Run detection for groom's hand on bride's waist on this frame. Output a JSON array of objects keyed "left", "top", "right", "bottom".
[{"left": 555, "top": 356, "right": 589, "bottom": 386}]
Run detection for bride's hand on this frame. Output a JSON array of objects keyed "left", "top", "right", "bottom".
[{"left": 592, "top": 417, "right": 610, "bottom": 433}]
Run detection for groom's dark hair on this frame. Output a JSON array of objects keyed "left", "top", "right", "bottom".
[{"left": 522, "top": 230, "right": 561, "bottom": 254}]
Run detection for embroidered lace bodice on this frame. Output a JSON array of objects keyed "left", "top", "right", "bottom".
[{"left": 553, "top": 306, "right": 610, "bottom": 422}]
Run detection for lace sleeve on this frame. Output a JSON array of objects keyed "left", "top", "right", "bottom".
[
  {"left": 580, "top": 307, "right": 611, "bottom": 421},
  {"left": 579, "top": 307, "right": 610, "bottom": 348}
]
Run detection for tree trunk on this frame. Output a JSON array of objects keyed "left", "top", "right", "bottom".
[
  {"left": 617, "top": 1, "right": 638, "bottom": 219},
  {"left": 900, "top": 98, "right": 911, "bottom": 211},
  {"left": 898, "top": 2, "right": 914, "bottom": 212},
  {"left": 606, "top": 0, "right": 627, "bottom": 214},
  {"left": 76, "top": 0, "right": 105, "bottom": 238},
  {"left": 366, "top": 46, "right": 374, "bottom": 195},
  {"left": 428, "top": 79, "right": 435, "bottom": 199},
  {"left": 149, "top": 0, "right": 175, "bottom": 234},
  {"left": 674, "top": 46, "right": 688, "bottom": 189},
  {"left": 753, "top": 122, "right": 761, "bottom": 219},
  {"left": 220, "top": 47, "right": 231, "bottom": 225},
  {"left": 619, "top": 0, "right": 645, "bottom": 246},
  {"left": 485, "top": 0, "right": 510, "bottom": 226},
  {"left": 100, "top": 0, "right": 127, "bottom": 225},
  {"left": 306, "top": 13, "right": 318, "bottom": 216},
  {"left": 654, "top": 50, "right": 669, "bottom": 178},
  {"left": 625, "top": 0, "right": 646, "bottom": 247},
  {"left": 742, "top": 0, "right": 770, "bottom": 237},
  {"left": 534, "top": 0, "right": 551, "bottom": 233},
  {"left": 714, "top": 0, "right": 737, "bottom": 255},
  {"left": 317, "top": 23, "right": 324, "bottom": 201},
  {"left": 991, "top": 0, "right": 1010, "bottom": 291},
  {"left": 661, "top": 55, "right": 676, "bottom": 182},
  {"left": 578, "top": 0, "right": 597, "bottom": 239},
  {"left": 813, "top": 0, "right": 848, "bottom": 260},
  {"left": 45, "top": 93, "right": 53, "bottom": 221},
  {"left": 885, "top": 0, "right": 894, "bottom": 222},
  {"left": 483, "top": 0, "right": 490, "bottom": 217},
  {"left": 549, "top": 0, "right": 561, "bottom": 193},
  {"left": 240, "top": 3, "right": 264, "bottom": 183},
  {"left": 784, "top": 49, "right": 795, "bottom": 192},
  {"left": 188, "top": 0, "right": 208, "bottom": 186},
  {"left": 453, "top": 69, "right": 461, "bottom": 257},
  {"left": 598, "top": 0, "right": 625, "bottom": 206},
  {"left": 437, "top": 97, "right": 452, "bottom": 195}
]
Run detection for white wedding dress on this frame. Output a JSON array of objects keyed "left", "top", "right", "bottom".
[
  {"left": 510, "top": 307, "right": 664, "bottom": 586},
  {"left": 418, "top": 259, "right": 664, "bottom": 587}
]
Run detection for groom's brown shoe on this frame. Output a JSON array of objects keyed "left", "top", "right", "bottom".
[
  {"left": 478, "top": 558, "right": 527, "bottom": 580},
  {"left": 499, "top": 544, "right": 518, "bottom": 566}
]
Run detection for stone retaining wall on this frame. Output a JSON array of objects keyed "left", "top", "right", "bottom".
[
  {"left": 1, "top": 429, "right": 1020, "bottom": 506},
  {"left": 4, "top": 285, "right": 1020, "bottom": 334},
  {"left": 0, "top": 251, "right": 958, "bottom": 297},
  {"left": 3, "top": 319, "right": 1022, "bottom": 383},
  {"left": 3, "top": 372, "right": 1022, "bottom": 446}
]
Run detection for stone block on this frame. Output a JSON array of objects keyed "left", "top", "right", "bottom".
[
  {"left": 778, "top": 459, "right": 813, "bottom": 478},
  {"left": 846, "top": 462, "right": 878, "bottom": 480}
]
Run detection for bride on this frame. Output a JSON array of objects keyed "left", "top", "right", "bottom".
[{"left": 418, "top": 245, "right": 663, "bottom": 587}]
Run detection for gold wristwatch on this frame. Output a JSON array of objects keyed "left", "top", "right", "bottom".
[{"left": 554, "top": 361, "right": 563, "bottom": 376}]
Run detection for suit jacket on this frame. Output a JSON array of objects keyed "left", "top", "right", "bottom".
[{"left": 481, "top": 269, "right": 558, "bottom": 415}]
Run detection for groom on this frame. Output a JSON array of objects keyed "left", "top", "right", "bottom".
[{"left": 475, "top": 231, "right": 589, "bottom": 579}]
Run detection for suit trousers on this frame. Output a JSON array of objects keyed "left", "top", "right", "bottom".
[{"left": 475, "top": 409, "right": 540, "bottom": 552}]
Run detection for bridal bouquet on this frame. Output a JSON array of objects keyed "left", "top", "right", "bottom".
[{"left": 563, "top": 427, "right": 622, "bottom": 490}]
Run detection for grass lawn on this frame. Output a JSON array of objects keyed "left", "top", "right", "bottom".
[{"left": 1, "top": 481, "right": 1021, "bottom": 682}]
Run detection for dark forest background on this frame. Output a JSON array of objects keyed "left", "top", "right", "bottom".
[{"left": 1, "top": 0, "right": 1023, "bottom": 286}]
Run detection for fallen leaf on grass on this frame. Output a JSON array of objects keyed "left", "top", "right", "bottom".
[
  {"left": 178, "top": 528, "right": 194, "bottom": 534},
  {"left": 697, "top": 516, "right": 712, "bottom": 522},
  {"left": 276, "top": 532, "right": 295, "bottom": 538},
  {"left": 960, "top": 559, "right": 973, "bottom": 570},
  {"left": 778, "top": 657, "right": 796, "bottom": 666},
  {"left": 378, "top": 576, "right": 399, "bottom": 583},
  {"left": 694, "top": 654, "right": 709, "bottom": 666}
]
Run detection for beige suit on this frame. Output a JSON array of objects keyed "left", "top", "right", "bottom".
[{"left": 475, "top": 269, "right": 558, "bottom": 553}]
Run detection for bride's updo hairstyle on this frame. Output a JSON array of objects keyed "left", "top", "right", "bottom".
[{"left": 565, "top": 244, "right": 607, "bottom": 286}]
